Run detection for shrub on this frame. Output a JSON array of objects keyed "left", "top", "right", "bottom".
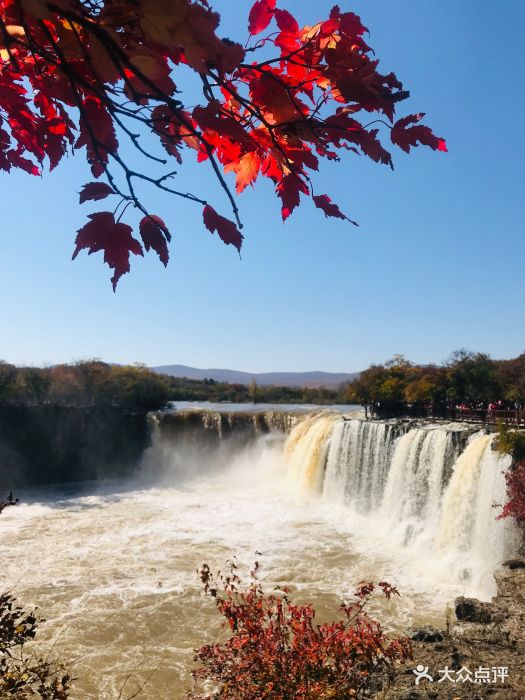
[
  {"left": 495, "top": 424, "right": 525, "bottom": 529},
  {"left": 498, "top": 463, "right": 525, "bottom": 527},
  {"left": 495, "top": 422, "right": 525, "bottom": 462},
  {"left": 188, "top": 561, "right": 412, "bottom": 700}
]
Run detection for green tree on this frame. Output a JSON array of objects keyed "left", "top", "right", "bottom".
[
  {"left": 74, "top": 360, "right": 113, "bottom": 405},
  {"left": 0, "top": 361, "right": 17, "bottom": 404},
  {"left": 495, "top": 353, "right": 525, "bottom": 407},
  {"left": 344, "top": 364, "right": 387, "bottom": 418},
  {"left": 16, "top": 367, "right": 51, "bottom": 405},
  {"left": 111, "top": 365, "right": 171, "bottom": 410},
  {"left": 248, "top": 379, "right": 258, "bottom": 404},
  {"left": 446, "top": 349, "right": 500, "bottom": 405},
  {"left": 404, "top": 365, "right": 447, "bottom": 410}
]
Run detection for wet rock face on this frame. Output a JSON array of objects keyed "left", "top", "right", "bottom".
[
  {"left": 0, "top": 405, "right": 150, "bottom": 487},
  {"left": 455, "top": 597, "right": 495, "bottom": 624},
  {"left": 156, "top": 408, "right": 298, "bottom": 445},
  {"left": 492, "top": 561, "right": 525, "bottom": 651},
  {"left": 494, "top": 562, "right": 525, "bottom": 607}
]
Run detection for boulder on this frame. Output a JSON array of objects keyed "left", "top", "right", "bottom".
[
  {"left": 503, "top": 558, "right": 525, "bottom": 570},
  {"left": 410, "top": 626, "right": 444, "bottom": 643},
  {"left": 455, "top": 596, "right": 494, "bottom": 623}
]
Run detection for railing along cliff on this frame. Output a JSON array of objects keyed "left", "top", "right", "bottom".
[{"left": 424, "top": 408, "right": 525, "bottom": 426}]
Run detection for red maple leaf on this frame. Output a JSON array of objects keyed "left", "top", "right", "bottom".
[
  {"left": 203, "top": 205, "right": 243, "bottom": 251},
  {"left": 72, "top": 212, "right": 143, "bottom": 290},
  {"left": 193, "top": 103, "right": 254, "bottom": 148},
  {"left": 7, "top": 149, "right": 40, "bottom": 175},
  {"left": 224, "top": 151, "right": 261, "bottom": 193},
  {"left": 139, "top": 215, "right": 171, "bottom": 266},
  {"left": 75, "top": 96, "right": 119, "bottom": 177},
  {"left": 276, "top": 174, "right": 309, "bottom": 220},
  {"left": 274, "top": 9, "right": 299, "bottom": 35},
  {"left": 248, "top": 0, "right": 276, "bottom": 35},
  {"left": 391, "top": 113, "right": 447, "bottom": 153},
  {"left": 332, "top": 8, "right": 368, "bottom": 37},
  {"left": 250, "top": 71, "right": 308, "bottom": 124},
  {"left": 313, "top": 194, "right": 357, "bottom": 225},
  {"left": 44, "top": 132, "right": 67, "bottom": 171},
  {"left": 79, "top": 182, "right": 115, "bottom": 203}
]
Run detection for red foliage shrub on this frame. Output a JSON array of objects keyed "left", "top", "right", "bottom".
[
  {"left": 498, "top": 461, "right": 525, "bottom": 527},
  {"left": 188, "top": 561, "right": 412, "bottom": 700}
]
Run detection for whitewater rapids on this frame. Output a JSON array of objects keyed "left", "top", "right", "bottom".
[{"left": 0, "top": 413, "right": 518, "bottom": 698}]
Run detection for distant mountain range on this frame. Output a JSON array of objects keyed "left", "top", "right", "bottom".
[{"left": 151, "top": 364, "right": 359, "bottom": 389}]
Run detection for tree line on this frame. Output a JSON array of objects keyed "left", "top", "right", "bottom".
[
  {"left": 3, "top": 350, "right": 525, "bottom": 415},
  {"left": 0, "top": 360, "right": 170, "bottom": 411},
  {"left": 0, "top": 360, "right": 346, "bottom": 409},
  {"left": 167, "top": 375, "right": 343, "bottom": 405},
  {"left": 344, "top": 350, "right": 525, "bottom": 418}
]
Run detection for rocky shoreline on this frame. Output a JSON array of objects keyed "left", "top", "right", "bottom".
[{"left": 375, "top": 559, "right": 525, "bottom": 699}]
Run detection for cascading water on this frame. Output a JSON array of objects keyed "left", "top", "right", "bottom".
[
  {"left": 436, "top": 434, "right": 516, "bottom": 589},
  {"left": 323, "top": 419, "right": 402, "bottom": 511},
  {"left": 380, "top": 427, "right": 454, "bottom": 546},
  {"left": 284, "top": 412, "right": 339, "bottom": 491},
  {"left": 435, "top": 433, "right": 493, "bottom": 554},
  {"left": 284, "top": 416, "right": 519, "bottom": 597}
]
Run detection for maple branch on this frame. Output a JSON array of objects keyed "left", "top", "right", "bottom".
[
  {"left": 12, "top": 4, "right": 241, "bottom": 229},
  {"left": 110, "top": 108, "right": 168, "bottom": 165},
  {"left": 239, "top": 36, "right": 315, "bottom": 71},
  {"left": 0, "top": 0, "right": 446, "bottom": 288},
  {"left": 46, "top": 4, "right": 243, "bottom": 228},
  {"left": 65, "top": 14, "right": 167, "bottom": 173},
  {"left": 200, "top": 73, "right": 216, "bottom": 103},
  {"left": 207, "top": 69, "right": 307, "bottom": 184},
  {"left": 36, "top": 17, "right": 118, "bottom": 188},
  {"left": 109, "top": 149, "right": 207, "bottom": 207},
  {"left": 362, "top": 119, "right": 394, "bottom": 130},
  {"left": 40, "top": 15, "right": 186, "bottom": 225},
  {"left": 115, "top": 199, "right": 132, "bottom": 223}
]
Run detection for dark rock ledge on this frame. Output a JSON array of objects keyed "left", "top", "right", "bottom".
[{"left": 373, "top": 560, "right": 525, "bottom": 700}]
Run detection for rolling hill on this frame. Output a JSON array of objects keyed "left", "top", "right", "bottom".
[{"left": 151, "top": 364, "right": 359, "bottom": 389}]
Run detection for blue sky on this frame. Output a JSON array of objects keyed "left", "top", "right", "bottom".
[{"left": 1, "top": 0, "right": 524, "bottom": 372}]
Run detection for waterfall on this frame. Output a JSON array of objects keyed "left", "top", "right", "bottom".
[
  {"left": 380, "top": 427, "right": 453, "bottom": 546},
  {"left": 323, "top": 420, "right": 401, "bottom": 511},
  {"left": 436, "top": 433, "right": 493, "bottom": 553},
  {"left": 284, "top": 415, "right": 518, "bottom": 596},
  {"left": 435, "top": 433, "right": 518, "bottom": 591},
  {"left": 147, "top": 408, "right": 518, "bottom": 597},
  {"left": 284, "top": 412, "right": 339, "bottom": 492}
]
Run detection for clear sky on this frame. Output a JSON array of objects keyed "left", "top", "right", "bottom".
[{"left": 1, "top": 0, "right": 524, "bottom": 372}]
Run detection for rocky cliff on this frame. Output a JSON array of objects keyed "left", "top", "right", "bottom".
[{"left": 0, "top": 405, "right": 150, "bottom": 488}]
